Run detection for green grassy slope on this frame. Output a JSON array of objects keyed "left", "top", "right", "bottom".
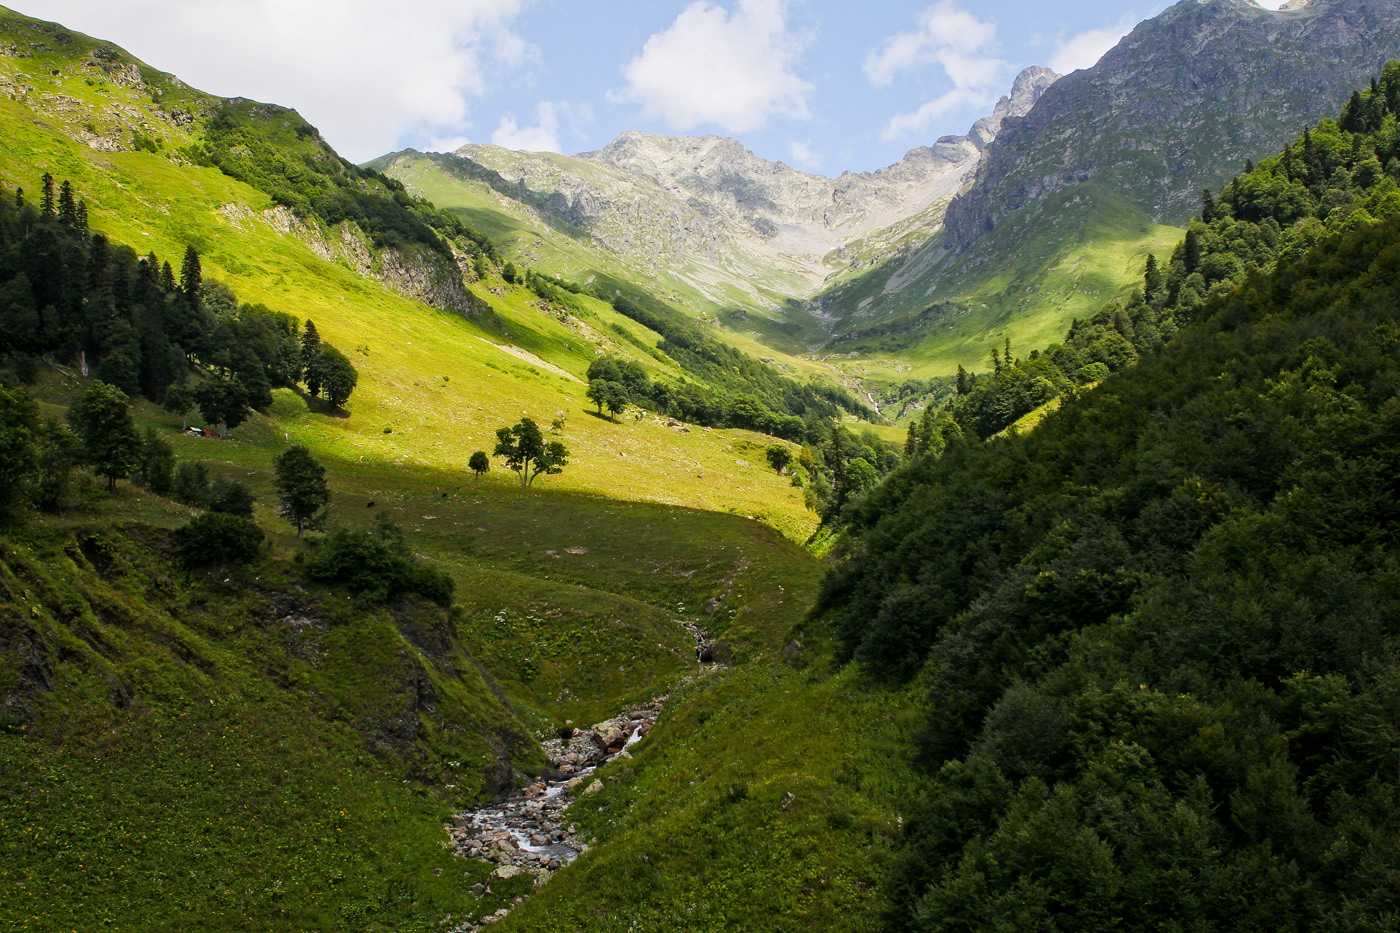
[
  {"left": 0, "top": 10, "right": 816, "bottom": 539},
  {"left": 814, "top": 185, "right": 1182, "bottom": 381},
  {"left": 0, "top": 10, "right": 921, "bottom": 933}
]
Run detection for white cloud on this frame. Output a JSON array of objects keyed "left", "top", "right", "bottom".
[
  {"left": 426, "top": 135, "right": 472, "bottom": 154},
  {"left": 881, "top": 87, "right": 988, "bottom": 141},
  {"left": 492, "top": 102, "right": 561, "bottom": 152},
  {"left": 613, "top": 0, "right": 813, "bottom": 134},
  {"left": 788, "top": 140, "right": 821, "bottom": 170},
  {"left": 866, "top": 2, "right": 1005, "bottom": 142},
  {"left": 1048, "top": 13, "right": 1141, "bottom": 74},
  {"left": 17, "top": 0, "right": 534, "bottom": 162}
]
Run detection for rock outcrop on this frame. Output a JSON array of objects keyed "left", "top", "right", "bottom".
[{"left": 945, "top": 0, "right": 1400, "bottom": 247}]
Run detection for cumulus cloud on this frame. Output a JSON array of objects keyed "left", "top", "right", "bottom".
[
  {"left": 20, "top": 0, "right": 533, "bottom": 162},
  {"left": 1048, "top": 12, "right": 1141, "bottom": 75},
  {"left": 492, "top": 102, "right": 561, "bottom": 152},
  {"left": 866, "top": 2, "right": 1005, "bottom": 142},
  {"left": 788, "top": 140, "right": 821, "bottom": 170},
  {"left": 613, "top": 0, "right": 813, "bottom": 134}
]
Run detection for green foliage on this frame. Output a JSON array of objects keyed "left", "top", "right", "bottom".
[
  {"left": 0, "top": 380, "right": 38, "bottom": 518},
  {"left": 305, "top": 343, "right": 358, "bottom": 409},
  {"left": 199, "top": 99, "right": 494, "bottom": 259},
  {"left": 304, "top": 519, "right": 454, "bottom": 607},
  {"left": 467, "top": 450, "right": 489, "bottom": 480},
  {"left": 194, "top": 376, "right": 249, "bottom": 436},
  {"left": 171, "top": 460, "right": 210, "bottom": 508},
  {"left": 765, "top": 444, "right": 793, "bottom": 474},
  {"left": 173, "top": 511, "right": 263, "bottom": 568},
  {"left": 31, "top": 416, "right": 81, "bottom": 513},
  {"left": 66, "top": 381, "right": 141, "bottom": 491},
  {"left": 274, "top": 445, "right": 329, "bottom": 535},
  {"left": 493, "top": 417, "right": 568, "bottom": 487},
  {"left": 208, "top": 475, "right": 255, "bottom": 518},
  {"left": 137, "top": 427, "right": 174, "bottom": 494},
  {"left": 821, "top": 211, "right": 1400, "bottom": 928}
]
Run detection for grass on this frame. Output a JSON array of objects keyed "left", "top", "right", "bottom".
[
  {"left": 0, "top": 30, "right": 818, "bottom": 542},
  {"left": 0, "top": 14, "right": 921, "bottom": 932},
  {"left": 812, "top": 185, "right": 1184, "bottom": 381}
]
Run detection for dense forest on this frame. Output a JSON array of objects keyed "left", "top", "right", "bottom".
[
  {"left": 819, "top": 67, "right": 1400, "bottom": 930},
  {"left": 923, "top": 60, "right": 1400, "bottom": 444},
  {"left": 0, "top": 175, "right": 357, "bottom": 424}
]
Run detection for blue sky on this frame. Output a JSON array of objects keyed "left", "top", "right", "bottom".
[{"left": 18, "top": 0, "right": 1289, "bottom": 173}]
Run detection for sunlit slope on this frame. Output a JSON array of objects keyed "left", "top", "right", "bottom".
[
  {"left": 0, "top": 37, "right": 815, "bottom": 538},
  {"left": 815, "top": 185, "right": 1183, "bottom": 381},
  {"left": 375, "top": 149, "right": 837, "bottom": 362}
]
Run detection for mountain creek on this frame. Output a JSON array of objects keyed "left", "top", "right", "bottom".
[
  {"left": 442, "top": 616, "right": 715, "bottom": 930},
  {"left": 443, "top": 700, "right": 661, "bottom": 930}
]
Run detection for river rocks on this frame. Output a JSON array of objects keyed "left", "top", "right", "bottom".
[
  {"left": 591, "top": 721, "right": 627, "bottom": 751},
  {"left": 446, "top": 698, "right": 666, "bottom": 926}
]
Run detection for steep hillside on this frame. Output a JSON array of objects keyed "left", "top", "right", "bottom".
[
  {"left": 0, "top": 9, "right": 925, "bottom": 932},
  {"left": 818, "top": 73, "right": 1400, "bottom": 930},
  {"left": 0, "top": 6, "right": 839, "bottom": 535},
  {"left": 816, "top": 0, "right": 1400, "bottom": 376}
]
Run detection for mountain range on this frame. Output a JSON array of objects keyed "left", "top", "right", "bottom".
[{"left": 379, "top": 0, "right": 1400, "bottom": 381}]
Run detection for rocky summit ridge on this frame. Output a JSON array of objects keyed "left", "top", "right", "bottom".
[
  {"left": 423, "top": 67, "right": 1057, "bottom": 304},
  {"left": 945, "top": 0, "right": 1400, "bottom": 247}
]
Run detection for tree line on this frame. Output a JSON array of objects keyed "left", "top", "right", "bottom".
[
  {"left": 911, "top": 59, "right": 1400, "bottom": 446},
  {"left": 0, "top": 174, "right": 357, "bottom": 427}
]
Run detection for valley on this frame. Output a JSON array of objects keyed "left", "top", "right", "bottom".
[{"left": 5, "top": 1, "right": 1400, "bottom": 931}]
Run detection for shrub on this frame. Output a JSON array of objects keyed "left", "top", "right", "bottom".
[
  {"left": 304, "top": 522, "right": 453, "bottom": 607},
  {"left": 173, "top": 512, "right": 263, "bottom": 568}
]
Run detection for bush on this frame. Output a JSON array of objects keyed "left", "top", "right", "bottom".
[
  {"left": 304, "top": 522, "right": 453, "bottom": 606},
  {"left": 208, "top": 476, "right": 255, "bottom": 518},
  {"left": 173, "top": 512, "right": 263, "bottom": 568}
]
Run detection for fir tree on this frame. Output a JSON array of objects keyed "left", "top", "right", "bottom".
[
  {"left": 300, "top": 319, "right": 321, "bottom": 373},
  {"left": 57, "top": 181, "right": 77, "bottom": 230},
  {"left": 39, "top": 173, "right": 55, "bottom": 216},
  {"left": 179, "top": 245, "right": 202, "bottom": 310}
]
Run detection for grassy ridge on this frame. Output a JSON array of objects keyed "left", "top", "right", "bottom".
[{"left": 0, "top": 35, "right": 817, "bottom": 540}]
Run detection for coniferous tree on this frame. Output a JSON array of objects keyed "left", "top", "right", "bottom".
[
  {"left": 300, "top": 319, "right": 321, "bottom": 375},
  {"left": 179, "top": 245, "right": 202, "bottom": 310},
  {"left": 39, "top": 172, "right": 55, "bottom": 217},
  {"left": 57, "top": 181, "right": 77, "bottom": 230}
]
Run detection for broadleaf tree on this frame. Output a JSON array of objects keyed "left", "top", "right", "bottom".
[{"left": 493, "top": 417, "right": 568, "bottom": 486}]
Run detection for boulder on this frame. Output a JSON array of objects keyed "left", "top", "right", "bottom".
[
  {"left": 583, "top": 779, "right": 604, "bottom": 796},
  {"left": 591, "top": 720, "right": 627, "bottom": 750},
  {"left": 491, "top": 865, "right": 524, "bottom": 881}
]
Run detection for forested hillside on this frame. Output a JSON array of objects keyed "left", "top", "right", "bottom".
[
  {"left": 910, "top": 60, "right": 1400, "bottom": 444},
  {"left": 818, "top": 67, "right": 1400, "bottom": 930}
]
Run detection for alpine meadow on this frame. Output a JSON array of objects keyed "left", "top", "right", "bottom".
[{"left": 4, "top": 2, "right": 1400, "bottom": 931}]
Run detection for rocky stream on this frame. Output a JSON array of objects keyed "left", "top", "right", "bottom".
[{"left": 443, "top": 699, "right": 665, "bottom": 930}]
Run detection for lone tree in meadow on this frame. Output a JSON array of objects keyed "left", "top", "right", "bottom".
[
  {"left": 765, "top": 444, "right": 793, "bottom": 475},
  {"left": 493, "top": 417, "right": 568, "bottom": 487},
  {"left": 468, "top": 450, "right": 490, "bottom": 482},
  {"left": 67, "top": 381, "right": 143, "bottom": 491},
  {"left": 273, "top": 444, "right": 329, "bottom": 536}
]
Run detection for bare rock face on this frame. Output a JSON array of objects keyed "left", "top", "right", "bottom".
[
  {"left": 429, "top": 67, "right": 1056, "bottom": 301},
  {"left": 945, "top": 0, "right": 1400, "bottom": 248}
]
